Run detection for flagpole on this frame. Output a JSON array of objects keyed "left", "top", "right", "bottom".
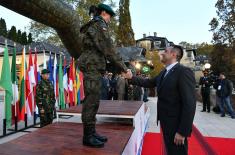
[
  {"left": 24, "top": 46, "right": 27, "bottom": 128},
  {"left": 59, "top": 53, "right": 61, "bottom": 109},
  {"left": 33, "top": 47, "right": 37, "bottom": 125},
  {"left": 2, "top": 39, "right": 7, "bottom": 135},
  {"left": 13, "top": 42, "right": 18, "bottom": 131}
]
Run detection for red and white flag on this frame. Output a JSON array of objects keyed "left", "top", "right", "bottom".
[{"left": 26, "top": 49, "right": 36, "bottom": 118}]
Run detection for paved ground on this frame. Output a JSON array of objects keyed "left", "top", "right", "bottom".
[
  {"left": 0, "top": 97, "right": 235, "bottom": 144},
  {"left": 145, "top": 97, "right": 235, "bottom": 138}
]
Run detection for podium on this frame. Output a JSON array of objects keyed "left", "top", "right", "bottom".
[{"left": 0, "top": 100, "right": 150, "bottom": 155}]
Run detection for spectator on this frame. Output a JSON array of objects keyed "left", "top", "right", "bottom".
[
  {"left": 100, "top": 72, "right": 110, "bottom": 100},
  {"left": 116, "top": 73, "right": 126, "bottom": 100},
  {"left": 214, "top": 72, "right": 235, "bottom": 118}
]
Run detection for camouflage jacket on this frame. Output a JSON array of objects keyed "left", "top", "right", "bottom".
[
  {"left": 78, "top": 16, "right": 127, "bottom": 79},
  {"left": 35, "top": 79, "right": 55, "bottom": 113}
]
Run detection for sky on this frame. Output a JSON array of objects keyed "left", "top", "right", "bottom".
[{"left": 0, "top": 0, "right": 217, "bottom": 44}]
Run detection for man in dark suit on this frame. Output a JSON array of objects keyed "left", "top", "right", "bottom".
[{"left": 124, "top": 45, "right": 196, "bottom": 155}]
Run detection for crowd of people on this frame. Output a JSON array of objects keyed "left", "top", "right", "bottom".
[{"left": 100, "top": 71, "right": 149, "bottom": 102}]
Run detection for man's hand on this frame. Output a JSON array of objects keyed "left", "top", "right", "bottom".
[
  {"left": 174, "top": 132, "right": 185, "bottom": 146},
  {"left": 123, "top": 69, "right": 133, "bottom": 79}
]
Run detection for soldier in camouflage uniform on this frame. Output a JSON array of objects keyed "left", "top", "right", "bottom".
[
  {"left": 77, "top": 3, "right": 128, "bottom": 148},
  {"left": 35, "top": 69, "right": 55, "bottom": 127}
]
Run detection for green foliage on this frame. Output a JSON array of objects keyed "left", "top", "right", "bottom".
[
  {"left": 196, "top": 43, "right": 214, "bottom": 56},
  {"left": 21, "top": 31, "right": 28, "bottom": 45},
  {"left": 17, "top": 30, "right": 22, "bottom": 43},
  {"left": 7, "top": 26, "right": 17, "bottom": 41},
  {"left": 0, "top": 18, "right": 7, "bottom": 37},
  {"left": 29, "top": 20, "right": 63, "bottom": 46},
  {"left": 209, "top": 0, "right": 235, "bottom": 46},
  {"left": 145, "top": 50, "right": 164, "bottom": 77},
  {"left": 27, "top": 33, "right": 33, "bottom": 44},
  {"left": 29, "top": 0, "right": 119, "bottom": 45},
  {"left": 0, "top": 17, "right": 33, "bottom": 44},
  {"left": 210, "top": 44, "right": 235, "bottom": 77},
  {"left": 117, "top": 0, "right": 135, "bottom": 46}
]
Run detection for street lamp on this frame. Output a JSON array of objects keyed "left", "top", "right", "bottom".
[
  {"left": 135, "top": 63, "right": 141, "bottom": 69},
  {"left": 204, "top": 63, "right": 211, "bottom": 69}
]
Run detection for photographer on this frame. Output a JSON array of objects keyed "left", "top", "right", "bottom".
[
  {"left": 214, "top": 72, "right": 235, "bottom": 119},
  {"left": 199, "top": 70, "right": 212, "bottom": 112}
]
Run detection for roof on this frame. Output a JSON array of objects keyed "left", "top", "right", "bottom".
[
  {"left": 0, "top": 35, "right": 71, "bottom": 62},
  {"left": 116, "top": 46, "right": 147, "bottom": 62},
  {"left": 136, "top": 35, "right": 172, "bottom": 50}
]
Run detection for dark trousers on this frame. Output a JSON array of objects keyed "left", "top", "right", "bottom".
[
  {"left": 163, "top": 132, "right": 188, "bottom": 155},
  {"left": 160, "top": 118, "right": 188, "bottom": 155},
  {"left": 201, "top": 89, "right": 210, "bottom": 111},
  {"left": 82, "top": 79, "right": 101, "bottom": 136},
  {"left": 40, "top": 112, "right": 53, "bottom": 127}
]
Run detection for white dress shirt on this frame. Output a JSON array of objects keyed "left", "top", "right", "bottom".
[{"left": 164, "top": 62, "right": 178, "bottom": 77}]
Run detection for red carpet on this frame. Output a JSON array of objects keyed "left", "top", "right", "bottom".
[
  {"left": 141, "top": 132, "right": 163, "bottom": 155},
  {"left": 141, "top": 132, "right": 235, "bottom": 155},
  {"left": 206, "top": 137, "right": 235, "bottom": 155}
]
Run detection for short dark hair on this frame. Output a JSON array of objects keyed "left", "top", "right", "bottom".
[
  {"left": 172, "top": 45, "right": 183, "bottom": 61},
  {"left": 220, "top": 72, "right": 226, "bottom": 76},
  {"left": 89, "top": 5, "right": 101, "bottom": 16}
]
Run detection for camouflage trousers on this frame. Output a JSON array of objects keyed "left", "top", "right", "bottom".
[
  {"left": 40, "top": 112, "right": 53, "bottom": 127},
  {"left": 82, "top": 79, "right": 101, "bottom": 133}
]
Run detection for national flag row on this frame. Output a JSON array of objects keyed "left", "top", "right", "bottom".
[{"left": 0, "top": 46, "right": 85, "bottom": 128}]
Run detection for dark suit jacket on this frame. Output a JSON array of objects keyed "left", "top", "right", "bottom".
[{"left": 130, "top": 63, "right": 196, "bottom": 137}]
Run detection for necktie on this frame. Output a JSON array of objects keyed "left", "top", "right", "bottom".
[{"left": 159, "top": 69, "right": 167, "bottom": 86}]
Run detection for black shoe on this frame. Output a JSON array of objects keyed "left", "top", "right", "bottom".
[
  {"left": 207, "top": 111, "right": 210, "bottom": 113},
  {"left": 231, "top": 116, "right": 235, "bottom": 119},
  {"left": 93, "top": 133, "right": 108, "bottom": 142},
  {"left": 201, "top": 110, "right": 206, "bottom": 112},
  {"left": 83, "top": 135, "right": 104, "bottom": 148},
  {"left": 221, "top": 114, "right": 225, "bottom": 117}
]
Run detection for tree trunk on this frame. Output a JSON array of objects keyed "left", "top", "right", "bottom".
[{"left": 0, "top": 0, "right": 82, "bottom": 58}]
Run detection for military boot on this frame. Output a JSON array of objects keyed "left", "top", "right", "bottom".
[
  {"left": 93, "top": 127, "right": 108, "bottom": 142},
  {"left": 83, "top": 126, "right": 104, "bottom": 148}
]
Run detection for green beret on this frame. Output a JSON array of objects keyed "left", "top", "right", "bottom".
[
  {"left": 41, "top": 69, "right": 50, "bottom": 74},
  {"left": 98, "top": 3, "right": 115, "bottom": 17}
]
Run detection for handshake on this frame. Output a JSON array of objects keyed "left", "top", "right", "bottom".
[{"left": 122, "top": 69, "right": 133, "bottom": 79}]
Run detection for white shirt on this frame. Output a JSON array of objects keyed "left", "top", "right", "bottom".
[{"left": 164, "top": 62, "right": 178, "bottom": 77}]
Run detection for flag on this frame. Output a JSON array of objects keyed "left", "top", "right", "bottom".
[
  {"left": 34, "top": 48, "right": 40, "bottom": 83},
  {"left": 76, "top": 69, "right": 85, "bottom": 104},
  {"left": 48, "top": 52, "right": 53, "bottom": 82},
  {"left": 53, "top": 53, "right": 58, "bottom": 108},
  {"left": 63, "top": 56, "right": 68, "bottom": 104},
  {"left": 68, "top": 58, "right": 75, "bottom": 106},
  {"left": 25, "top": 50, "right": 36, "bottom": 118},
  {"left": 75, "top": 68, "right": 81, "bottom": 104},
  {"left": 11, "top": 46, "right": 19, "bottom": 123},
  {"left": 79, "top": 70, "right": 85, "bottom": 101},
  {"left": 18, "top": 47, "right": 26, "bottom": 121},
  {"left": 0, "top": 47, "right": 13, "bottom": 128},
  {"left": 73, "top": 59, "right": 77, "bottom": 105},
  {"left": 34, "top": 48, "right": 40, "bottom": 115},
  {"left": 58, "top": 55, "right": 65, "bottom": 109},
  {"left": 43, "top": 50, "right": 46, "bottom": 69}
]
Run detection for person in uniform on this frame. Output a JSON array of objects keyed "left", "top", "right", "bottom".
[
  {"left": 199, "top": 70, "right": 212, "bottom": 112},
  {"left": 77, "top": 3, "right": 128, "bottom": 148},
  {"left": 35, "top": 69, "right": 55, "bottom": 127},
  {"left": 127, "top": 58, "right": 136, "bottom": 100}
]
